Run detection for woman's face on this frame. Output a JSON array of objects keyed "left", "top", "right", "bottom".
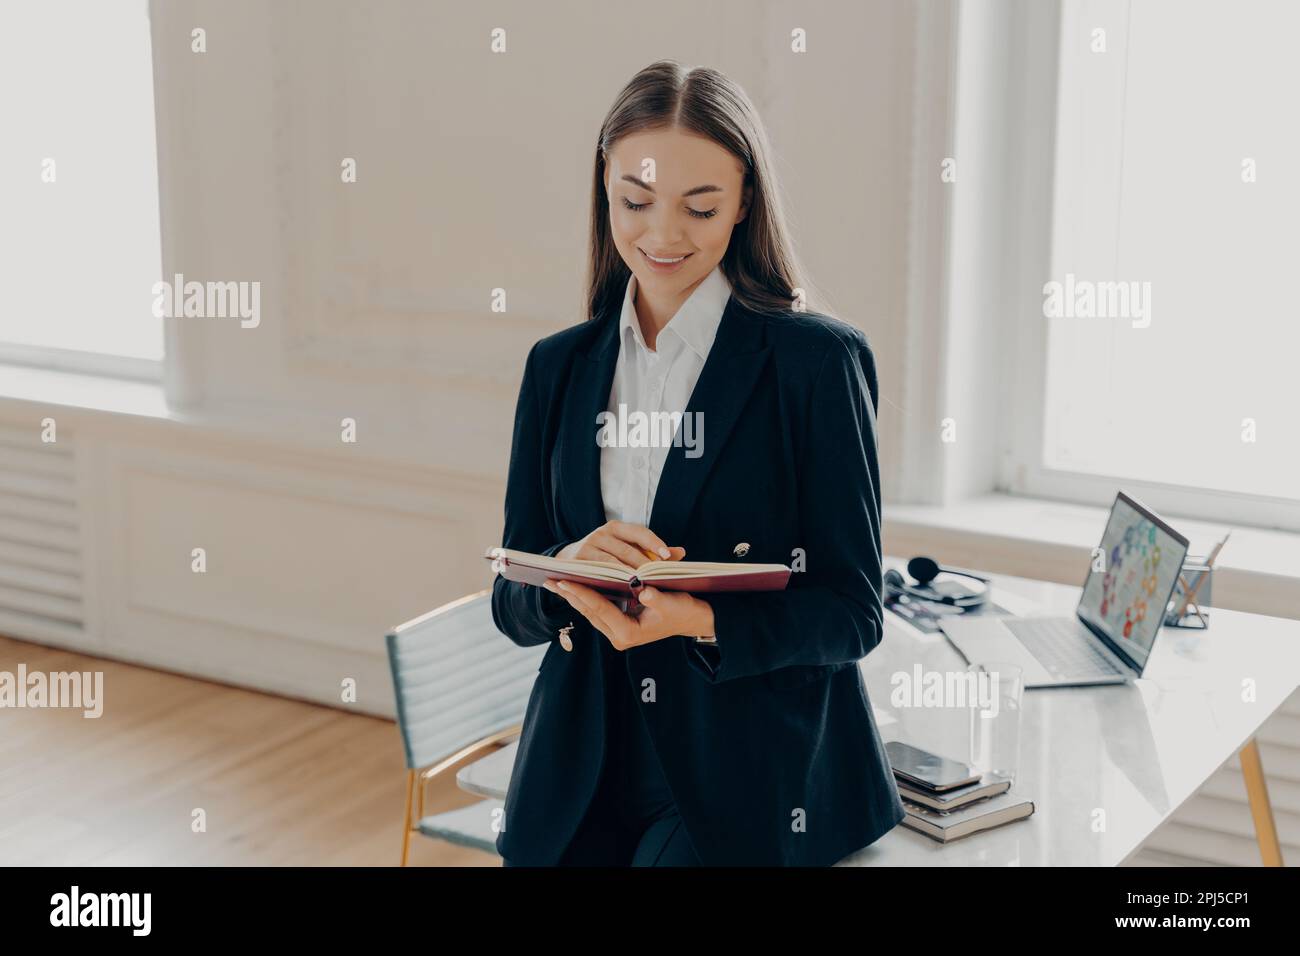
[{"left": 603, "top": 126, "right": 751, "bottom": 297}]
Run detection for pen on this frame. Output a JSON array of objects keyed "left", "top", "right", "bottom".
[
  {"left": 1177, "top": 530, "right": 1230, "bottom": 620},
  {"left": 1203, "top": 530, "right": 1231, "bottom": 569}
]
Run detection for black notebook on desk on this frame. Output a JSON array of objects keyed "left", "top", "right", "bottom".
[{"left": 899, "top": 790, "right": 1035, "bottom": 843}]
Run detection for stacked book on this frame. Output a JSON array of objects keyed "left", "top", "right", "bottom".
[{"left": 894, "top": 767, "right": 1035, "bottom": 844}]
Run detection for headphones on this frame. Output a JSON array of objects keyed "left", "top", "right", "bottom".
[{"left": 883, "top": 557, "right": 990, "bottom": 610}]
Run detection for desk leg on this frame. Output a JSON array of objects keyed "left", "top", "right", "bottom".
[{"left": 1239, "top": 738, "right": 1284, "bottom": 867}]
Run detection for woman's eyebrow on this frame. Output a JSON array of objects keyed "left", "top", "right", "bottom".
[{"left": 618, "top": 174, "right": 724, "bottom": 198}]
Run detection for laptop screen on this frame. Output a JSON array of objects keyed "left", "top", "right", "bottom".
[{"left": 1077, "top": 493, "right": 1190, "bottom": 672}]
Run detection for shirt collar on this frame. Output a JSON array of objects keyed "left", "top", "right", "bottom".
[{"left": 618, "top": 266, "right": 732, "bottom": 361}]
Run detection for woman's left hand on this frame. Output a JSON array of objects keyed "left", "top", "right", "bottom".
[{"left": 542, "top": 580, "right": 715, "bottom": 650}]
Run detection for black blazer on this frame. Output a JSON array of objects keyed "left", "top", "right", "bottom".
[{"left": 491, "top": 292, "right": 906, "bottom": 866}]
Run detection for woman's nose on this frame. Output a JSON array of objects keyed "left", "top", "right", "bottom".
[{"left": 644, "top": 211, "right": 686, "bottom": 245}]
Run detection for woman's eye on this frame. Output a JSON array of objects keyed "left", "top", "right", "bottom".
[{"left": 620, "top": 196, "right": 717, "bottom": 220}]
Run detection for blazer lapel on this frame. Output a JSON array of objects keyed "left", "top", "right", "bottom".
[
  {"left": 558, "top": 293, "right": 771, "bottom": 550},
  {"left": 561, "top": 309, "right": 620, "bottom": 537},
  {"left": 648, "top": 296, "right": 771, "bottom": 549}
]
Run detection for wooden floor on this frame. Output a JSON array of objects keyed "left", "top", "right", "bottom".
[{"left": 0, "top": 635, "right": 502, "bottom": 866}]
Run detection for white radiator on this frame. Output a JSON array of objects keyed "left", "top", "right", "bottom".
[{"left": 0, "top": 421, "right": 84, "bottom": 643}]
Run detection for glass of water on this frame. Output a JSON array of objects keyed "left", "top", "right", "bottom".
[{"left": 967, "top": 662, "right": 1024, "bottom": 784}]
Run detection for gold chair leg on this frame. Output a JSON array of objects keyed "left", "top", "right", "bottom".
[
  {"left": 400, "top": 769, "right": 415, "bottom": 867},
  {"left": 1239, "top": 737, "right": 1284, "bottom": 867}
]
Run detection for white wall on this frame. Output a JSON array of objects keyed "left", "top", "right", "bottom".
[{"left": 152, "top": 0, "right": 918, "bottom": 486}]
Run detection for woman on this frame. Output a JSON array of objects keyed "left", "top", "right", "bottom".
[{"left": 491, "top": 60, "right": 905, "bottom": 866}]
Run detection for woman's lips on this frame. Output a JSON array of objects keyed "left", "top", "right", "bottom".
[{"left": 639, "top": 247, "right": 692, "bottom": 273}]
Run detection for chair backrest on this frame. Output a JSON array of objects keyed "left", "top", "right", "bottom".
[{"left": 385, "top": 589, "right": 544, "bottom": 771}]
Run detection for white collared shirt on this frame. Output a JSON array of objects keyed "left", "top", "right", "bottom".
[{"left": 599, "top": 266, "right": 732, "bottom": 526}]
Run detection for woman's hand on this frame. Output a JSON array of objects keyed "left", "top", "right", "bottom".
[
  {"left": 543, "top": 580, "right": 716, "bottom": 650},
  {"left": 557, "top": 520, "right": 686, "bottom": 569}
]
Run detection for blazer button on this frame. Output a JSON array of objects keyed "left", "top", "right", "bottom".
[
  {"left": 558, "top": 623, "right": 574, "bottom": 652},
  {"left": 733, "top": 542, "right": 751, "bottom": 558}
]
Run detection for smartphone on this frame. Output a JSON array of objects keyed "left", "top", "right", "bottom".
[{"left": 885, "top": 740, "right": 982, "bottom": 792}]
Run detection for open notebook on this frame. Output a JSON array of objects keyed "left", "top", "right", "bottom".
[{"left": 486, "top": 546, "right": 791, "bottom": 610}]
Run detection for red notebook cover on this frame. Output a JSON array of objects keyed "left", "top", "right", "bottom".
[{"left": 486, "top": 549, "right": 790, "bottom": 612}]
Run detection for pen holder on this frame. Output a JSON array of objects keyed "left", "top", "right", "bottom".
[{"left": 1165, "top": 561, "right": 1212, "bottom": 629}]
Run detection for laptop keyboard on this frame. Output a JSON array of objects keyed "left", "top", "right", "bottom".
[{"left": 1003, "top": 617, "right": 1124, "bottom": 679}]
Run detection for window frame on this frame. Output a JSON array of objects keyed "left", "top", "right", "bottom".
[
  {"left": 0, "top": 0, "right": 165, "bottom": 387},
  {"left": 997, "top": 0, "right": 1300, "bottom": 534},
  {"left": 0, "top": 342, "right": 162, "bottom": 384}
]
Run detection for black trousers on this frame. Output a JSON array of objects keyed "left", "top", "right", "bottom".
[{"left": 505, "top": 642, "right": 702, "bottom": 867}]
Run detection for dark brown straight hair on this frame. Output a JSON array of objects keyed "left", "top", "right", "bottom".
[{"left": 586, "top": 60, "right": 826, "bottom": 323}]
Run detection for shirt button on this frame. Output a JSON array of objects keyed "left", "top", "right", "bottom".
[{"left": 633, "top": 457, "right": 646, "bottom": 470}]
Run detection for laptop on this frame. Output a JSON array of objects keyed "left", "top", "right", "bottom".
[{"left": 939, "top": 491, "right": 1191, "bottom": 688}]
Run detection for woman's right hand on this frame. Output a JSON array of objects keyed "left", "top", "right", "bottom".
[{"left": 556, "top": 521, "right": 686, "bottom": 570}]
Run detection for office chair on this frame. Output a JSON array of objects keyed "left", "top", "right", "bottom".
[{"left": 385, "top": 588, "right": 543, "bottom": 865}]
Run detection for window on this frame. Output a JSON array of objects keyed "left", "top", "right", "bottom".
[
  {"left": 0, "top": 0, "right": 163, "bottom": 379},
  {"left": 1010, "top": 0, "right": 1300, "bottom": 531}
]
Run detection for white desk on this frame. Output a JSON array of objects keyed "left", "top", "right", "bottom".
[{"left": 458, "top": 558, "right": 1300, "bottom": 865}]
